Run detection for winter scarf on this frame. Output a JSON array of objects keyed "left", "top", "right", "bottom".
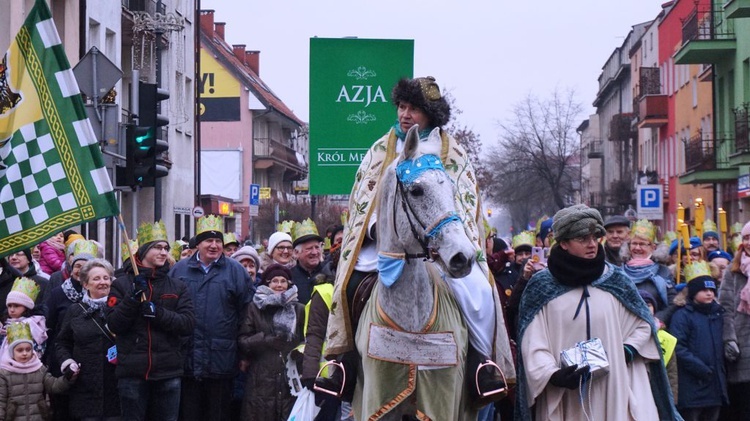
[
  {"left": 622, "top": 261, "right": 671, "bottom": 309},
  {"left": 0, "top": 352, "right": 42, "bottom": 373},
  {"left": 546, "top": 244, "right": 606, "bottom": 287},
  {"left": 737, "top": 253, "right": 750, "bottom": 315},
  {"left": 253, "top": 285, "right": 299, "bottom": 341},
  {"left": 393, "top": 122, "right": 433, "bottom": 141},
  {"left": 61, "top": 278, "right": 83, "bottom": 303},
  {"left": 82, "top": 292, "right": 108, "bottom": 312}
]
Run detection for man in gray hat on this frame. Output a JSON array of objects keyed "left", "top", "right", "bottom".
[
  {"left": 515, "top": 204, "right": 680, "bottom": 420},
  {"left": 603, "top": 215, "right": 631, "bottom": 266}
]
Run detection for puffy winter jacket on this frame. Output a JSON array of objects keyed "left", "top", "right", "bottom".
[
  {"left": 0, "top": 366, "right": 70, "bottom": 420},
  {"left": 108, "top": 263, "right": 194, "bottom": 380},
  {"left": 38, "top": 241, "right": 65, "bottom": 276},
  {"left": 169, "top": 254, "right": 252, "bottom": 379}
]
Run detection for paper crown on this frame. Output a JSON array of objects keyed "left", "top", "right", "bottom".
[
  {"left": 731, "top": 222, "right": 744, "bottom": 235},
  {"left": 196, "top": 215, "right": 223, "bottom": 235},
  {"left": 277, "top": 220, "right": 295, "bottom": 234},
  {"left": 631, "top": 219, "right": 656, "bottom": 242},
  {"left": 120, "top": 239, "right": 139, "bottom": 262},
  {"left": 512, "top": 231, "right": 535, "bottom": 249},
  {"left": 10, "top": 277, "right": 40, "bottom": 302},
  {"left": 223, "top": 232, "right": 239, "bottom": 246},
  {"left": 703, "top": 219, "right": 718, "bottom": 233},
  {"left": 170, "top": 240, "right": 185, "bottom": 262},
  {"left": 6, "top": 322, "right": 33, "bottom": 346},
  {"left": 292, "top": 218, "right": 322, "bottom": 245},
  {"left": 684, "top": 261, "right": 712, "bottom": 283},
  {"left": 72, "top": 240, "right": 99, "bottom": 259},
  {"left": 340, "top": 210, "right": 349, "bottom": 225},
  {"left": 137, "top": 221, "right": 168, "bottom": 245},
  {"left": 662, "top": 231, "right": 678, "bottom": 246}
]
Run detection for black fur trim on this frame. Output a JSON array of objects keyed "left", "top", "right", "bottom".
[{"left": 391, "top": 77, "right": 451, "bottom": 127}]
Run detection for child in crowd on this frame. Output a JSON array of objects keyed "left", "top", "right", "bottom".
[
  {"left": 37, "top": 232, "right": 66, "bottom": 275},
  {"left": 0, "top": 277, "right": 47, "bottom": 358},
  {"left": 668, "top": 261, "right": 728, "bottom": 421},
  {"left": 0, "top": 322, "right": 74, "bottom": 420},
  {"left": 640, "top": 289, "right": 678, "bottom": 402}
]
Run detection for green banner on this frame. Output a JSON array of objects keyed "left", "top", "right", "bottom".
[{"left": 309, "top": 38, "right": 413, "bottom": 195}]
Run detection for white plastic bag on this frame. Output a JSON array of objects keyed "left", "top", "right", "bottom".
[{"left": 287, "top": 387, "right": 321, "bottom": 421}]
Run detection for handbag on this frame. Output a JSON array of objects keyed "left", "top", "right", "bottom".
[
  {"left": 559, "top": 286, "right": 609, "bottom": 378},
  {"left": 287, "top": 387, "right": 321, "bottom": 421}
]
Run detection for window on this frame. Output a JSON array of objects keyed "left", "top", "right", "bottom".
[{"left": 692, "top": 76, "right": 698, "bottom": 107}]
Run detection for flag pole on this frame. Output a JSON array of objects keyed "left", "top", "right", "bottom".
[{"left": 117, "top": 214, "right": 148, "bottom": 302}]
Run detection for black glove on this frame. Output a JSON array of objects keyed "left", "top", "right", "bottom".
[
  {"left": 140, "top": 301, "right": 156, "bottom": 318},
  {"left": 132, "top": 274, "right": 149, "bottom": 300},
  {"left": 63, "top": 365, "right": 77, "bottom": 381},
  {"left": 623, "top": 344, "right": 638, "bottom": 364},
  {"left": 548, "top": 364, "right": 590, "bottom": 389}
]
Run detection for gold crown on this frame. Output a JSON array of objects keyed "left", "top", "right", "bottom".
[
  {"left": 277, "top": 220, "right": 295, "bottom": 234},
  {"left": 120, "top": 239, "right": 139, "bottom": 262},
  {"left": 631, "top": 219, "right": 655, "bottom": 242},
  {"left": 340, "top": 210, "right": 349, "bottom": 225},
  {"left": 6, "top": 322, "right": 32, "bottom": 345},
  {"left": 662, "top": 231, "right": 678, "bottom": 246},
  {"left": 72, "top": 240, "right": 99, "bottom": 258},
  {"left": 535, "top": 216, "right": 549, "bottom": 235},
  {"left": 223, "top": 232, "right": 239, "bottom": 245},
  {"left": 292, "top": 218, "right": 321, "bottom": 243},
  {"left": 170, "top": 241, "right": 184, "bottom": 262},
  {"left": 731, "top": 222, "right": 744, "bottom": 235},
  {"left": 197, "top": 215, "right": 223, "bottom": 235},
  {"left": 417, "top": 76, "right": 442, "bottom": 101},
  {"left": 137, "top": 221, "right": 168, "bottom": 245},
  {"left": 512, "top": 231, "right": 535, "bottom": 249},
  {"left": 684, "top": 261, "right": 712, "bottom": 283},
  {"left": 703, "top": 219, "right": 718, "bottom": 233},
  {"left": 10, "top": 277, "right": 40, "bottom": 302}
]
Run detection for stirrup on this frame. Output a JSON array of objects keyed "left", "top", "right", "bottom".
[
  {"left": 476, "top": 360, "right": 507, "bottom": 398},
  {"left": 314, "top": 361, "right": 346, "bottom": 397}
]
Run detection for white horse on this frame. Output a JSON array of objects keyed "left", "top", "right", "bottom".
[{"left": 353, "top": 125, "right": 480, "bottom": 420}]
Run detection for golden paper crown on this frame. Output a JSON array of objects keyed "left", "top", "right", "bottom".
[
  {"left": 703, "top": 219, "right": 718, "bottom": 233},
  {"left": 72, "top": 240, "right": 99, "bottom": 258},
  {"left": 223, "top": 232, "right": 239, "bottom": 246},
  {"left": 684, "top": 261, "right": 712, "bottom": 283},
  {"left": 137, "top": 221, "right": 168, "bottom": 245},
  {"left": 731, "top": 222, "right": 744, "bottom": 235},
  {"left": 10, "top": 277, "right": 40, "bottom": 302},
  {"left": 120, "top": 239, "right": 139, "bottom": 262},
  {"left": 662, "top": 231, "right": 678, "bottom": 246},
  {"left": 197, "top": 215, "right": 223, "bottom": 235},
  {"left": 6, "top": 322, "right": 32, "bottom": 346},
  {"left": 323, "top": 237, "right": 331, "bottom": 251},
  {"left": 631, "top": 219, "right": 655, "bottom": 242},
  {"left": 277, "top": 220, "right": 295, "bottom": 234},
  {"left": 170, "top": 240, "right": 184, "bottom": 262},
  {"left": 292, "top": 218, "right": 321, "bottom": 244},
  {"left": 512, "top": 231, "right": 535, "bottom": 249},
  {"left": 340, "top": 210, "right": 349, "bottom": 225}
]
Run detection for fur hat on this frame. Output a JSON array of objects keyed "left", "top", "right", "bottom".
[
  {"left": 267, "top": 232, "right": 293, "bottom": 255},
  {"left": 231, "top": 246, "right": 260, "bottom": 270},
  {"left": 552, "top": 204, "right": 605, "bottom": 242},
  {"left": 391, "top": 77, "right": 451, "bottom": 128},
  {"left": 261, "top": 263, "right": 292, "bottom": 285}
]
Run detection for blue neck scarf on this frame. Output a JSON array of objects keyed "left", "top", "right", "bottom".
[
  {"left": 393, "top": 122, "right": 433, "bottom": 141},
  {"left": 622, "top": 262, "right": 670, "bottom": 307}
]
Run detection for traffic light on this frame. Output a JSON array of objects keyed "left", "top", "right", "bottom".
[
  {"left": 128, "top": 82, "right": 169, "bottom": 187},
  {"left": 487, "top": 208, "right": 493, "bottom": 218}
]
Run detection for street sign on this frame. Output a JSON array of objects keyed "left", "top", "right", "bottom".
[
  {"left": 192, "top": 206, "right": 205, "bottom": 218},
  {"left": 249, "top": 205, "right": 259, "bottom": 217},
  {"left": 73, "top": 46, "right": 123, "bottom": 99},
  {"left": 249, "top": 184, "right": 260, "bottom": 206},
  {"left": 260, "top": 187, "right": 271, "bottom": 200},
  {"left": 636, "top": 185, "right": 663, "bottom": 220}
]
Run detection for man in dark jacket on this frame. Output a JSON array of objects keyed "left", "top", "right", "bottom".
[
  {"left": 108, "top": 221, "right": 194, "bottom": 421},
  {"left": 603, "top": 215, "right": 630, "bottom": 266},
  {"left": 169, "top": 215, "right": 252, "bottom": 421},
  {"left": 291, "top": 220, "right": 325, "bottom": 304}
]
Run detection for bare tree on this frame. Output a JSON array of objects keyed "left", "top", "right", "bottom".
[
  {"left": 482, "top": 89, "right": 582, "bottom": 229},
  {"left": 444, "top": 92, "right": 487, "bottom": 190}
]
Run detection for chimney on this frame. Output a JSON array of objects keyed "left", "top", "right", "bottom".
[
  {"left": 214, "top": 22, "right": 226, "bottom": 40},
  {"left": 199, "top": 10, "right": 214, "bottom": 34},
  {"left": 245, "top": 50, "right": 260, "bottom": 76},
  {"left": 232, "top": 44, "right": 247, "bottom": 65}
]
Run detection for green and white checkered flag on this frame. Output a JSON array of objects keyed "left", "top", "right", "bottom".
[{"left": 0, "top": 0, "right": 118, "bottom": 257}]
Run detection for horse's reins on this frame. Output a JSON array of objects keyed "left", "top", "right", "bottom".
[{"left": 393, "top": 156, "right": 461, "bottom": 261}]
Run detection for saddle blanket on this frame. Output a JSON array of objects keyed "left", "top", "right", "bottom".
[{"left": 366, "top": 323, "right": 458, "bottom": 366}]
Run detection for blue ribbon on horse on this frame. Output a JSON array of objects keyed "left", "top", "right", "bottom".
[
  {"left": 425, "top": 212, "right": 461, "bottom": 239},
  {"left": 396, "top": 154, "right": 444, "bottom": 185},
  {"left": 378, "top": 252, "right": 407, "bottom": 288}
]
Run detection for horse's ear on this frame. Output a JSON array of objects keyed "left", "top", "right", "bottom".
[
  {"left": 401, "top": 125, "right": 420, "bottom": 161},
  {"left": 428, "top": 127, "right": 441, "bottom": 143}
]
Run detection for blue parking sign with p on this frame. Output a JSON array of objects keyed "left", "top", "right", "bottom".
[
  {"left": 637, "top": 185, "right": 663, "bottom": 220},
  {"left": 249, "top": 184, "right": 260, "bottom": 206},
  {"left": 640, "top": 188, "right": 660, "bottom": 208}
]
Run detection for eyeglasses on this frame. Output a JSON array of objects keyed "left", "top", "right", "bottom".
[
  {"left": 275, "top": 246, "right": 293, "bottom": 252},
  {"left": 570, "top": 234, "right": 599, "bottom": 245},
  {"left": 151, "top": 245, "right": 171, "bottom": 252},
  {"left": 630, "top": 241, "right": 652, "bottom": 248}
]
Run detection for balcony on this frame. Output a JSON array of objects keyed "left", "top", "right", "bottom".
[
  {"left": 587, "top": 139, "right": 603, "bottom": 159},
  {"left": 729, "top": 105, "right": 750, "bottom": 166},
  {"left": 609, "top": 113, "right": 637, "bottom": 141},
  {"left": 679, "top": 132, "right": 737, "bottom": 184},
  {"left": 637, "top": 95, "right": 668, "bottom": 128},
  {"left": 253, "top": 137, "right": 307, "bottom": 181},
  {"left": 724, "top": 0, "right": 750, "bottom": 19},
  {"left": 674, "top": 5, "right": 736, "bottom": 65}
]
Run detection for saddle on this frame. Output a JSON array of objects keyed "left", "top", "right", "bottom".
[{"left": 350, "top": 271, "right": 378, "bottom": 334}]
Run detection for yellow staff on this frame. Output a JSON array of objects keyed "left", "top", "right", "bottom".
[
  {"left": 694, "top": 198, "right": 705, "bottom": 239},
  {"left": 719, "top": 208, "right": 728, "bottom": 251}
]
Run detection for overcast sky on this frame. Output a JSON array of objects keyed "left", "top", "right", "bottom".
[{"left": 201, "top": 0, "right": 662, "bottom": 147}]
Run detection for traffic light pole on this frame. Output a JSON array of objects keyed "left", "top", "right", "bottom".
[{"left": 154, "top": 0, "right": 164, "bottom": 221}]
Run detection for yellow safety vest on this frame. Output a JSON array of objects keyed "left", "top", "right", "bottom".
[{"left": 296, "top": 283, "right": 334, "bottom": 375}]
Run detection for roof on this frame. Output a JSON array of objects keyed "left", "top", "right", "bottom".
[{"left": 199, "top": 29, "right": 304, "bottom": 127}]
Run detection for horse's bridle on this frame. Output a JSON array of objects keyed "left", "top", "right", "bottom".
[{"left": 393, "top": 154, "right": 461, "bottom": 260}]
